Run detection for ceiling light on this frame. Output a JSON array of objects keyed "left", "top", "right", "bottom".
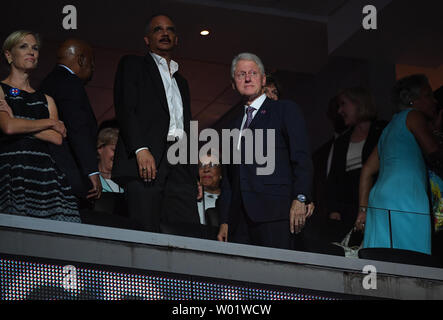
[{"left": 200, "top": 30, "right": 210, "bottom": 36}]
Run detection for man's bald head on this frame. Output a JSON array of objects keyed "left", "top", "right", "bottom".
[{"left": 57, "top": 38, "right": 94, "bottom": 82}]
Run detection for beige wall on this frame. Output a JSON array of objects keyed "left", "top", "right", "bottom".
[{"left": 396, "top": 64, "right": 443, "bottom": 91}]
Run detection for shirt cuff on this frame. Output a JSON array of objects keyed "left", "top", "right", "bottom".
[
  {"left": 135, "top": 147, "right": 149, "bottom": 154},
  {"left": 88, "top": 172, "right": 100, "bottom": 177}
]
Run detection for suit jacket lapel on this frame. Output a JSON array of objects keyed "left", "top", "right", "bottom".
[
  {"left": 235, "top": 108, "right": 244, "bottom": 130},
  {"left": 248, "top": 97, "right": 270, "bottom": 129},
  {"left": 144, "top": 54, "right": 169, "bottom": 113}
]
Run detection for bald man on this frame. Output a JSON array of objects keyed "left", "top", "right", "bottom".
[
  {"left": 40, "top": 39, "right": 101, "bottom": 211},
  {"left": 112, "top": 14, "right": 200, "bottom": 233}
]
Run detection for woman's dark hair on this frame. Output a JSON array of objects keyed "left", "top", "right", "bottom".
[
  {"left": 392, "top": 74, "right": 430, "bottom": 111},
  {"left": 434, "top": 85, "right": 443, "bottom": 110},
  {"left": 265, "top": 74, "right": 281, "bottom": 99}
]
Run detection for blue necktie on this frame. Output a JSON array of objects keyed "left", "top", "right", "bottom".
[{"left": 244, "top": 106, "right": 256, "bottom": 129}]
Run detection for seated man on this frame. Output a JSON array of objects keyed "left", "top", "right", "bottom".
[{"left": 198, "top": 152, "right": 222, "bottom": 227}]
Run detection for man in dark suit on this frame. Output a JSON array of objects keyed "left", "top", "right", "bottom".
[
  {"left": 111, "top": 14, "right": 199, "bottom": 233},
  {"left": 300, "top": 96, "right": 348, "bottom": 255},
  {"left": 217, "top": 53, "right": 314, "bottom": 249},
  {"left": 311, "top": 96, "right": 347, "bottom": 223},
  {"left": 40, "top": 39, "right": 101, "bottom": 210}
]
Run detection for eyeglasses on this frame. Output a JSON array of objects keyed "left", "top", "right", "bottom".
[
  {"left": 235, "top": 70, "right": 260, "bottom": 80},
  {"left": 198, "top": 162, "right": 220, "bottom": 169}
]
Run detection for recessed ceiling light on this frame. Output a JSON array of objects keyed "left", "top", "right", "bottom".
[{"left": 200, "top": 30, "right": 210, "bottom": 36}]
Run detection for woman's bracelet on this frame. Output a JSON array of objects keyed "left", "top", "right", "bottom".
[{"left": 359, "top": 206, "right": 367, "bottom": 213}]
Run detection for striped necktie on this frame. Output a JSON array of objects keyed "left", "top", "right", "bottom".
[{"left": 244, "top": 106, "right": 256, "bottom": 129}]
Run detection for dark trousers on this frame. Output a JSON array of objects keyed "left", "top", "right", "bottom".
[
  {"left": 229, "top": 195, "right": 291, "bottom": 250},
  {"left": 125, "top": 158, "right": 199, "bottom": 233}
]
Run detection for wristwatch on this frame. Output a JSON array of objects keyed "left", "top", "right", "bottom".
[{"left": 296, "top": 194, "right": 307, "bottom": 203}]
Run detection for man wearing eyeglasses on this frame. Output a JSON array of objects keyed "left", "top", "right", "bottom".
[
  {"left": 217, "top": 53, "right": 314, "bottom": 249},
  {"left": 111, "top": 14, "right": 200, "bottom": 233},
  {"left": 198, "top": 153, "right": 222, "bottom": 226}
]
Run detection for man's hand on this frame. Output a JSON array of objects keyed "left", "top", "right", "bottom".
[
  {"left": 306, "top": 202, "right": 315, "bottom": 218},
  {"left": 289, "top": 199, "right": 307, "bottom": 234},
  {"left": 217, "top": 223, "right": 228, "bottom": 242},
  {"left": 136, "top": 149, "right": 156, "bottom": 182},
  {"left": 86, "top": 174, "right": 102, "bottom": 200}
]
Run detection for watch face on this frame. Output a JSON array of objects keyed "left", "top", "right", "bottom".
[{"left": 297, "top": 194, "right": 306, "bottom": 202}]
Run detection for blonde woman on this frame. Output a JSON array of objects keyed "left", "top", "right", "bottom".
[
  {"left": 325, "top": 87, "right": 386, "bottom": 242},
  {"left": 0, "top": 30, "right": 79, "bottom": 222}
]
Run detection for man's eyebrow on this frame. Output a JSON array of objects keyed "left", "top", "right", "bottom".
[{"left": 152, "top": 25, "right": 176, "bottom": 32}]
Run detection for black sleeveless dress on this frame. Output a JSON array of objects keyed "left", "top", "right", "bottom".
[{"left": 0, "top": 83, "right": 80, "bottom": 222}]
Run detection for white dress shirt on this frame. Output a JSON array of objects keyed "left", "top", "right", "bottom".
[
  {"left": 59, "top": 64, "right": 75, "bottom": 75},
  {"left": 197, "top": 191, "right": 219, "bottom": 225},
  {"left": 136, "top": 53, "right": 184, "bottom": 155},
  {"left": 237, "top": 93, "right": 267, "bottom": 150},
  {"left": 150, "top": 52, "right": 184, "bottom": 140}
]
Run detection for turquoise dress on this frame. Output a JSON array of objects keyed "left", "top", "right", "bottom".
[{"left": 363, "top": 109, "right": 431, "bottom": 254}]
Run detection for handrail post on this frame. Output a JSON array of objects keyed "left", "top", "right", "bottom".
[{"left": 388, "top": 209, "right": 393, "bottom": 249}]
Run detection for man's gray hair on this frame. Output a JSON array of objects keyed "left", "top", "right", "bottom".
[{"left": 231, "top": 52, "right": 265, "bottom": 79}]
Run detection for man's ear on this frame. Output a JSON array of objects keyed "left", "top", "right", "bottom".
[
  {"left": 78, "top": 54, "right": 86, "bottom": 67},
  {"left": 143, "top": 36, "right": 150, "bottom": 47},
  {"left": 232, "top": 81, "right": 237, "bottom": 91}
]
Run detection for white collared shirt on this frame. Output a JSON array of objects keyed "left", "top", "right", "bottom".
[
  {"left": 59, "top": 64, "right": 75, "bottom": 75},
  {"left": 197, "top": 191, "right": 219, "bottom": 225},
  {"left": 237, "top": 93, "right": 267, "bottom": 150},
  {"left": 150, "top": 52, "right": 184, "bottom": 140}
]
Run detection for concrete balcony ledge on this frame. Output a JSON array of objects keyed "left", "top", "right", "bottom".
[{"left": 1, "top": 213, "right": 443, "bottom": 300}]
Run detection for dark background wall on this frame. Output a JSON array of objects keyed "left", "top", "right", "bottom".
[{"left": 0, "top": 0, "right": 441, "bottom": 152}]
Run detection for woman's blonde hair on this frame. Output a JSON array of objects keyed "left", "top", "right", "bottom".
[
  {"left": 2, "top": 30, "right": 41, "bottom": 56},
  {"left": 338, "top": 87, "right": 377, "bottom": 122},
  {"left": 97, "top": 127, "right": 119, "bottom": 148}
]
